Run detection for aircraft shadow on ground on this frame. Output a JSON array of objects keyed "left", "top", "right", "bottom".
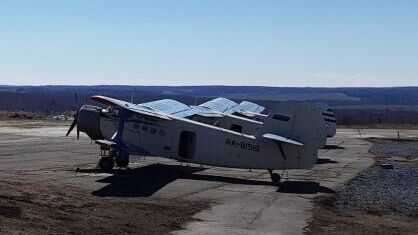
[
  {"left": 89, "top": 164, "right": 203, "bottom": 197},
  {"left": 88, "top": 163, "right": 277, "bottom": 197},
  {"left": 83, "top": 164, "right": 334, "bottom": 197},
  {"left": 277, "top": 181, "right": 335, "bottom": 194},
  {"left": 316, "top": 158, "right": 339, "bottom": 164},
  {"left": 323, "top": 144, "right": 345, "bottom": 150}
]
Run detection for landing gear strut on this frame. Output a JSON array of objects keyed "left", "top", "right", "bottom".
[
  {"left": 268, "top": 169, "right": 281, "bottom": 185},
  {"left": 98, "top": 149, "right": 130, "bottom": 171}
]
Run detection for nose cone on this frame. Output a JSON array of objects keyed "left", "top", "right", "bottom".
[{"left": 77, "top": 105, "right": 103, "bottom": 140}]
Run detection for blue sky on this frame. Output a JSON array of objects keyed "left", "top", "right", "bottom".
[{"left": 0, "top": 0, "right": 417, "bottom": 87}]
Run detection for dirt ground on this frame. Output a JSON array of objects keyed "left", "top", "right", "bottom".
[
  {"left": 0, "top": 119, "right": 213, "bottom": 235},
  {"left": 306, "top": 196, "right": 417, "bottom": 235},
  {"left": 2, "top": 120, "right": 415, "bottom": 234},
  {"left": 305, "top": 138, "right": 418, "bottom": 235},
  {"left": 0, "top": 180, "right": 209, "bottom": 235}
]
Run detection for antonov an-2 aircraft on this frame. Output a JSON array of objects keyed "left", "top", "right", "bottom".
[
  {"left": 141, "top": 97, "right": 329, "bottom": 149},
  {"left": 66, "top": 95, "right": 324, "bottom": 184},
  {"left": 191, "top": 97, "right": 336, "bottom": 145},
  {"left": 196, "top": 98, "right": 336, "bottom": 145}
]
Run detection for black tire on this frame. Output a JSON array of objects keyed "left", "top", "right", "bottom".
[
  {"left": 111, "top": 149, "right": 129, "bottom": 168},
  {"left": 99, "top": 157, "right": 114, "bottom": 172},
  {"left": 271, "top": 173, "right": 281, "bottom": 184},
  {"left": 115, "top": 156, "right": 129, "bottom": 168}
]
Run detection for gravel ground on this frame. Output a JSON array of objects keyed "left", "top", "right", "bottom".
[
  {"left": 335, "top": 139, "right": 418, "bottom": 216},
  {"left": 335, "top": 165, "right": 418, "bottom": 216},
  {"left": 307, "top": 166, "right": 418, "bottom": 235},
  {"left": 368, "top": 138, "right": 418, "bottom": 159},
  {"left": 306, "top": 137, "right": 418, "bottom": 235}
]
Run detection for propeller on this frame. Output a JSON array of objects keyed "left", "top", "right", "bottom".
[
  {"left": 67, "top": 92, "right": 81, "bottom": 139},
  {"left": 66, "top": 110, "right": 80, "bottom": 139}
]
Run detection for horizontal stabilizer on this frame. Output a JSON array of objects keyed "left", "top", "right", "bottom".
[{"left": 262, "top": 133, "right": 304, "bottom": 146}]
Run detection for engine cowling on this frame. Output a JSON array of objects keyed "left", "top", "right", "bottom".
[{"left": 77, "top": 105, "right": 104, "bottom": 140}]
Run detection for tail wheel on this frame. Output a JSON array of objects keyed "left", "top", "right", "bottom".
[
  {"left": 99, "top": 157, "right": 114, "bottom": 172},
  {"left": 271, "top": 173, "right": 281, "bottom": 185},
  {"left": 268, "top": 169, "right": 281, "bottom": 185}
]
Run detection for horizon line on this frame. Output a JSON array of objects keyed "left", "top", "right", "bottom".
[{"left": 1, "top": 84, "right": 418, "bottom": 89}]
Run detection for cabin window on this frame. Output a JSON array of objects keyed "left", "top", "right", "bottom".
[
  {"left": 142, "top": 125, "right": 148, "bottom": 131},
  {"left": 230, "top": 124, "right": 242, "bottom": 133},
  {"left": 150, "top": 127, "right": 157, "bottom": 134},
  {"left": 159, "top": 129, "right": 165, "bottom": 136},
  {"left": 178, "top": 131, "right": 196, "bottom": 159}
]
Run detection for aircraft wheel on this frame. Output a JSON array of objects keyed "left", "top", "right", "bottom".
[
  {"left": 115, "top": 155, "right": 129, "bottom": 168},
  {"left": 99, "top": 157, "right": 114, "bottom": 172},
  {"left": 270, "top": 173, "right": 281, "bottom": 185},
  {"left": 111, "top": 149, "right": 129, "bottom": 168}
]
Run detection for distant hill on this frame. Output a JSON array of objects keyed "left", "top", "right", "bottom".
[
  {"left": 1, "top": 85, "right": 418, "bottom": 126},
  {"left": 222, "top": 92, "right": 361, "bottom": 102},
  {"left": 1, "top": 85, "right": 418, "bottom": 104}
]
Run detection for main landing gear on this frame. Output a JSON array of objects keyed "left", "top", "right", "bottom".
[
  {"left": 268, "top": 169, "right": 281, "bottom": 185},
  {"left": 99, "top": 149, "right": 130, "bottom": 172},
  {"left": 99, "top": 157, "right": 114, "bottom": 172}
]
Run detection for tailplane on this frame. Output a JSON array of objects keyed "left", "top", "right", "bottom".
[{"left": 257, "top": 101, "right": 326, "bottom": 168}]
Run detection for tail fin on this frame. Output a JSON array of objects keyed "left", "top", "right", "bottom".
[{"left": 257, "top": 101, "right": 326, "bottom": 168}]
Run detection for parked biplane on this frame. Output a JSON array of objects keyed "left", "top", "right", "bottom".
[{"left": 67, "top": 95, "right": 325, "bottom": 184}]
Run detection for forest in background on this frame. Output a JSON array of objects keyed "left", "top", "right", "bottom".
[{"left": 1, "top": 85, "right": 418, "bottom": 126}]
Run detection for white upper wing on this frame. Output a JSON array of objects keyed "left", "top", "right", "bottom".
[
  {"left": 239, "top": 101, "right": 265, "bottom": 114},
  {"left": 199, "top": 97, "right": 238, "bottom": 112},
  {"left": 91, "top": 95, "right": 172, "bottom": 120},
  {"left": 200, "top": 98, "right": 266, "bottom": 117},
  {"left": 142, "top": 99, "right": 223, "bottom": 118},
  {"left": 142, "top": 99, "right": 190, "bottom": 115}
]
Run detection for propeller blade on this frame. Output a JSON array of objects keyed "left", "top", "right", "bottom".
[
  {"left": 66, "top": 111, "right": 78, "bottom": 137},
  {"left": 76, "top": 110, "right": 79, "bottom": 139},
  {"left": 66, "top": 118, "right": 77, "bottom": 137}
]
